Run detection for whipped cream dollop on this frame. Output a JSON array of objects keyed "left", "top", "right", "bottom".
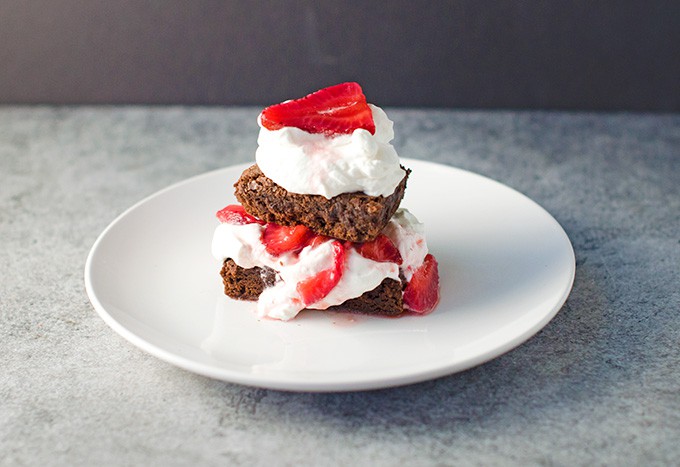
[
  {"left": 212, "top": 208, "right": 428, "bottom": 321},
  {"left": 382, "top": 209, "right": 428, "bottom": 281},
  {"left": 255, "top": 105, "right": 405, "bottom": 199}
]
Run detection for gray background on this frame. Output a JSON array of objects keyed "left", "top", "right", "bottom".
[
  {"left": 2, "top": 106, "right": 679, "bottom": 465},
  {"left": 1, "top": 0, "right": 679, "bottom": 110}
]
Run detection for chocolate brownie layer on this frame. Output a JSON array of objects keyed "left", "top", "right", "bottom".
[
  {"left": 220, "top": 259, "right": 276, "bottom": 301},
  {"left": 234, "top": 164, "right": 410, "bottom": 243},
  {"left": 220, "top": 259, "right": 404, "bottom": 316},
  {"left": 329, "top": 276, "right": 404, "bottom": 316}
]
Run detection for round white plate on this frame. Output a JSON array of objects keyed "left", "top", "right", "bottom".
[{"left": 85, "top": 159, "right": 575, "bottom": 392}]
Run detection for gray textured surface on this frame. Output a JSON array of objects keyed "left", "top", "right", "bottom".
[{"left": 1, "top": 107, "right": 679, "bottom": 466}]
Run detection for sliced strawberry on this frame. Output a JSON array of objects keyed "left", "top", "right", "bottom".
[
  {"left": 260, "top": 82, "right": 376, "bottom": 136},
  {"left": 403, "top": 254, "right": 440, "bottom": 314},
  {"left": 296, "top": 241, "right": 346, "bottom": 306},
  {"left": 262, "top": 223, "right": 314, "bottom": 256},
  {"left": 355, "top": 234, "right": 403, "bottom": 265},
  {"left": 306, "top": 234, "right": 332, "bottom": 249},
  {"left": 216, "top": 204, "right": 264, "bottom": 225}
]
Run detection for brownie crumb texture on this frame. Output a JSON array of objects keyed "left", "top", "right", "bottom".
[
  {"left": 234, "top": 164, "right": 410, "bottom": 243},
  {"left": 327, "top": 277, "right": 404, "bottom": 316},
  {"left": 220, "top": 259, "right": 276, "bottom": 301}
]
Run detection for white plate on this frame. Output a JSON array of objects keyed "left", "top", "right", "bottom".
[{"left": 85, "top": 159, "right": 575, "bottom": 392}]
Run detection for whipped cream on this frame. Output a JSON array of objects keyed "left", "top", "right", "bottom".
[
  {"left": 255, "top": 105, "right": 405, "bottom": 199},
  {"left": 211, "top": 208, "right": 428, "bottom": 321},
  {"left": 382, "top": 209, "right": 428, "bottom": 281}
]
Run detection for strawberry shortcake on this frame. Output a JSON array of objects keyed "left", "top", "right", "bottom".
[{"left": 212, "top": 83, "right": 439, "bottom": 321}]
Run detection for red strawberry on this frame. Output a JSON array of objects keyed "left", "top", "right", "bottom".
[
  {"left": 216, "top": 204, "right": 264, "bottom": 225},
  {"left": 259, "top": 82, "right": 376, "bottom": 136},
  {"left": 306, "top": 234, "right": 332, "bottom": 249},
  {"left": 355, "top": 234, "right": 403, "bottom": 265},
  {"left": 296, "top": 241, "right": 346, "bottom": 306},
  {"left": 403, "top": 254, "right": 440, "bottom": 314},
  {"left": 262, "top": 223, "right": 314, "bottom": 256}
]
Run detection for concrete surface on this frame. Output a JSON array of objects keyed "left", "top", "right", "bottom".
[{"left": 1, "top": 107, "right": 678, "bottom": 466}]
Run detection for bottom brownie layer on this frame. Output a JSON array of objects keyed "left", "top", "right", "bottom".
[{"left": 220, "top": 259, "right": 404, "bottom": 316}]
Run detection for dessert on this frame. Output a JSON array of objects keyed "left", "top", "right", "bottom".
[
  {"left": 236, "top": 82, "right": 409, "bottom": 243},
  {"left": 212, "top": 83, "right": 440, "bottom": 320}
]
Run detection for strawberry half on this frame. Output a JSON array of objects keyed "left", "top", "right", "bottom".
[
  {"left": 262, "top": 223, "right": 314, "bottom": 256},
  {"left": 355, "top": 234, "right": 403, "bottom": 265},
  {"left": 403, "top": 254, "right": 440, "bottom": 314},
  {"left": 216, "top": 204, "right": 264, "bottom": 225},
  {"left": 296, "top": 241, "right": 346, "bottom": 306},
  {"left": 259, "top": 82, "right": 376, "bottom": 136}
]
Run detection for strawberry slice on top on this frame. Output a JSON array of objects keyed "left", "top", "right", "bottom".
[{"left": 259, "top": 82, "right": 376, "bottom": 136}]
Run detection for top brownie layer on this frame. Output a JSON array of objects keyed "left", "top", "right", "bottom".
[{"left": 234, "top": 164, "right": 410, "bottom": 243}]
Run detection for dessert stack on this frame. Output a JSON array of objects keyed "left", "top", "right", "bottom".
[{"left": 211, "top": 82, "right": 439, "bottom": 321}]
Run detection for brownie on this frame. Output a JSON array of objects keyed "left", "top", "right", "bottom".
[
  {"left": 220, "top": 259, "right": 276, "bottom": 301},
  {"left": 329, "top": 276, "right": 404, "bottom": 316},
  {"left": 220, "top": 259, "right": 404, "bottom": 316},
  {"left": 234, "top": 164, "right": 410, "bottom": 243}
]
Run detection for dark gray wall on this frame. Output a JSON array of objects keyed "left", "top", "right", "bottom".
[{"left": 1, "top": 0, "right": 678, "bottom": 110}]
